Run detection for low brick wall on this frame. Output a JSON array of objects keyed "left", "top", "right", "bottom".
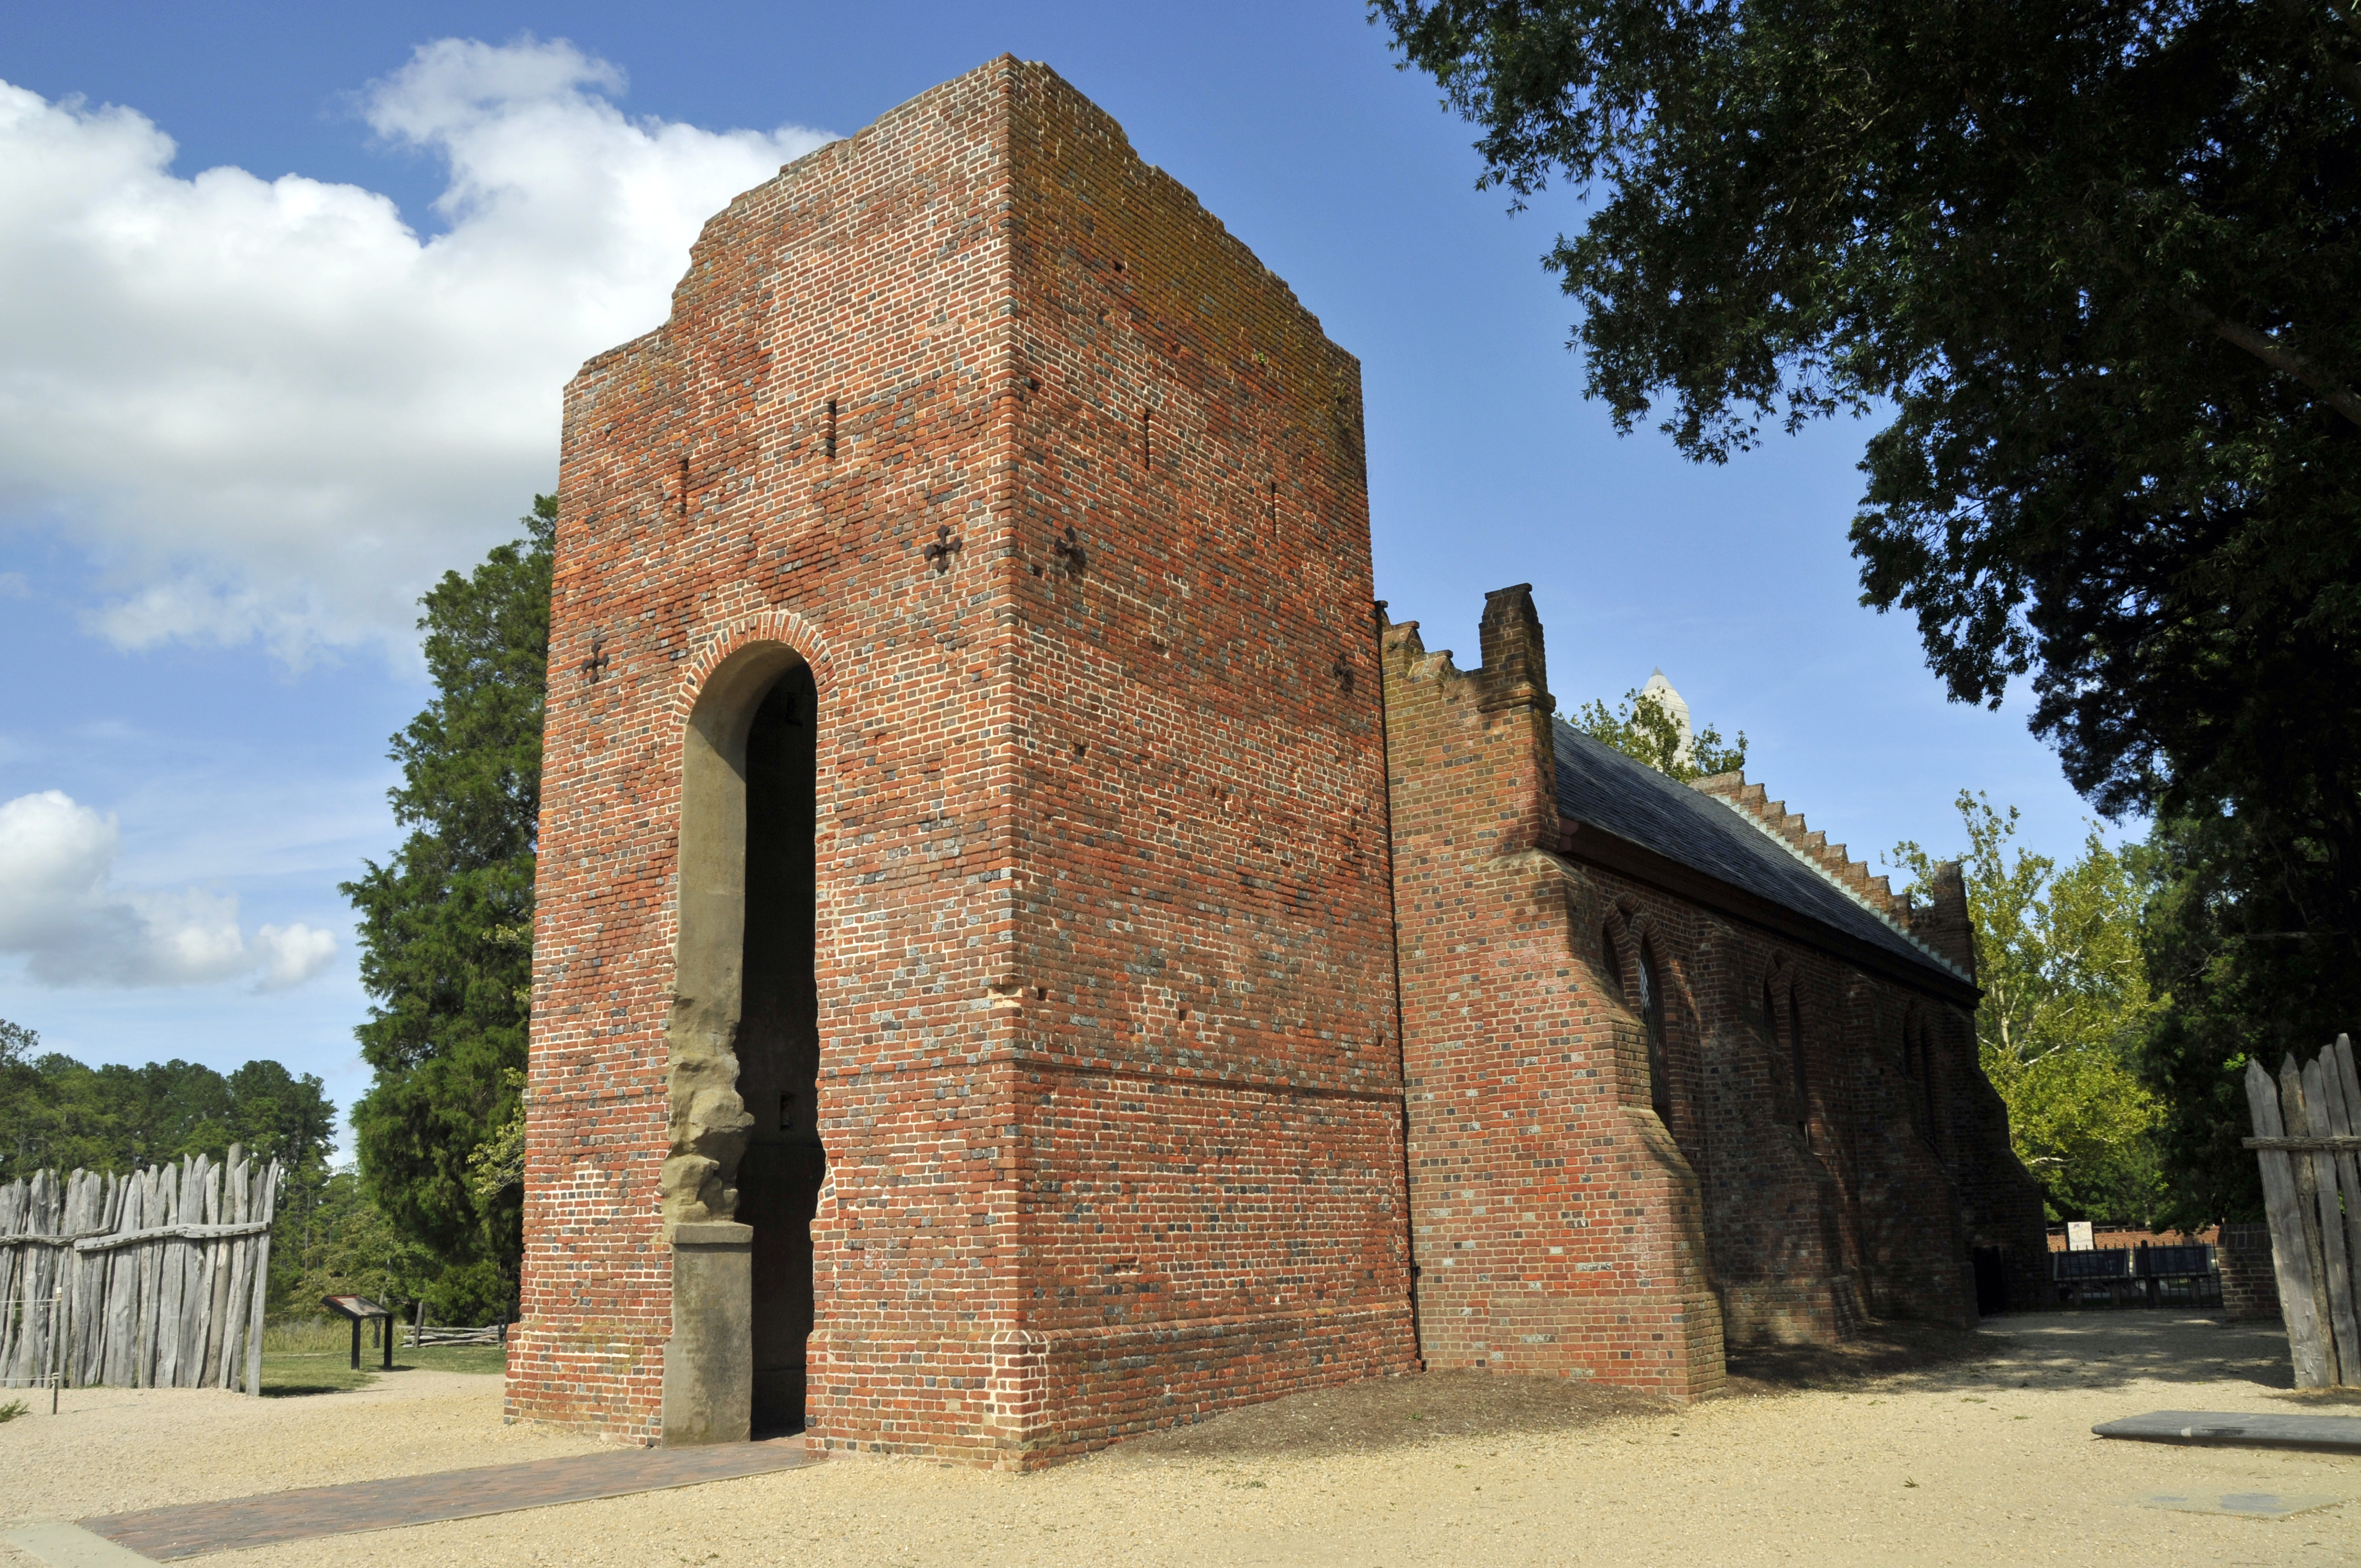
[
  {"left": 2044, "top": 1224, "right": 2218, "bottom": 1252},
  {"left": 2219, "top": 1223, "right": 2280, "bottom": 1322}
]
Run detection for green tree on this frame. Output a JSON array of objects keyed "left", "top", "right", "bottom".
[
  {"left": 0, "top": 1035, "right": 340, "bottom": 1309},
  {"left": 0, "top": 1052, "right": 334, "bottom": 1189},
  {"left": 1378, "top": 0, "right": 2361, "bottom": 1224},
  {"left": 275, "top": 1166, "right": 440, "bottom": 1316},
  {"left": 0, "top": 1019, "right": 40, "bottom": 1176},
  {"left": 1891, "top": 793, "right": 2163, "bottom": 1222},
  {"left": 342, "top": 496, "right": 552, "bottom": 1321},
  {"left": 1565, "top": 688, "right": 1745, "bottom": 781},
  {"left": 2132, "top": 807, "right": 2353, "bottom": 1230}
]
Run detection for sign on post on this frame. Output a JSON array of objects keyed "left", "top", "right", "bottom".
[
  {"left": 323, "top": 1295, "right": 394, "bottom": 1371},
  {"left": 2067, "top": 1221, "right": 2095, "bottom": 1251}
]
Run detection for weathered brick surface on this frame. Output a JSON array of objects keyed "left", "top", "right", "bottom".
[
  {"left": 1380, "top": 591, "right": 1723, "bottom": 1397},
  {"left": 513, "top": 57, "right": 1413, "bottom": 1466}
]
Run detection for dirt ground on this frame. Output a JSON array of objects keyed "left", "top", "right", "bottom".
[{"left": 4, "top": 1311, "right": 2357, "bottom": 1566}]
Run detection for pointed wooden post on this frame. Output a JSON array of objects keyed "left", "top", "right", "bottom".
[
  {"left": 2248, "top": 1057, "right": 2331, "bottom": 1387},
  {"left": 243, "top": 1162, "right": 278, "bottom": 1396},
  {"left": 2319, "top": 1039, "right": 2361, "bottom": 1389},
  {"left": 2300, "top": 1055, "right": 2360, "bottom": 1384},
  {"left": 2281, "top": 1056, "right": 2343, "bottom": 1384}
]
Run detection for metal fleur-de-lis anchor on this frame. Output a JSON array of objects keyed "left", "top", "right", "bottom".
[
  {"left": 1332, "top": 655, "right": 1355, "bottom": 694},
  {"left": 581, "top": 630, "right": 611, "bottom": 684},
  {"left": 924, "top": 525, "right": 963, "bottom": 574},
  {"left": 1053, "top": 525, "right": 1087, "bottom": 578}
]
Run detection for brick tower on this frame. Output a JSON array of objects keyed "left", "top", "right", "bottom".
[{"left": 510, "top": 58, "right": 1418, "bottom": 1464}]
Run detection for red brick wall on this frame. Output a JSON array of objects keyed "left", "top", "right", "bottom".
[
  {"left": 994, "top": 67, "right": 1416, "bottom": 1459},
  {"left": 2219, "top": 1224, "right": 2280, "bottom": 1321},
  {"left": 1382, "top": 589, "right": 1725, "bottom": 1398},
  {"left": 514, "top": 53, "right": 2045, "bottom": 1460},
  {"left": 1383, "top": 590, "right": 2047, "bottom": 1387},
  {"left": 513, "top": 57, "right": 1415, "bottom": 1466},
  {"left": 2045, "top": 1226, "right": 2219, "bottom": 1251}
]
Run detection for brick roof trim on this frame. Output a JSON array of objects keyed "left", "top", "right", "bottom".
[{"left": 1550, "top": 720, "right": 1969, "bottom": 986}]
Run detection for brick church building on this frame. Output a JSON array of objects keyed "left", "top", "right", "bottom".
[{"left": 510, "top": 57, "right": 2045, "bottom": 1464}]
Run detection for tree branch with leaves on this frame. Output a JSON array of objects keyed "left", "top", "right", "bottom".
[
  {"left": 1380, "top": 0, "right": 2361, "bottom": 1222},
  {"left": 1564, "top": 687, "right": 1745, "bottom": 782}
]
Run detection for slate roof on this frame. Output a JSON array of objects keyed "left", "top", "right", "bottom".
[{"left": 1550, "top": 718, "right": 1963, "bottom": 983}]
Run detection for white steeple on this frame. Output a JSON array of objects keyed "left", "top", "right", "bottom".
[{"left": 1641, "top": 668, "right": 1693, "bottom": 768}]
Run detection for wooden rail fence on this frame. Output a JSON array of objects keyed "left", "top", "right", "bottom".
[
  {"left": 0, "top": 1146, "right": 282, "bottom": 1396},
  {"left": 2243, "top": 1035, "right": 2361, "bottom": 1388}
]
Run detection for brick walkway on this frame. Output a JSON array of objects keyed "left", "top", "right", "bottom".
[{"left": 78, "top": 1438, "right": 815, "bottom": 1561}]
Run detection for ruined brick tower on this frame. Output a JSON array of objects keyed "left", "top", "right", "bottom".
[
  {"left": 516, "top": 55, "right": 2048, "bottom": 1465},
  {"left": 511, "top": 58, "right": 1418, "bottom": 1463}
]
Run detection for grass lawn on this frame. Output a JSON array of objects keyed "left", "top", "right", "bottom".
[
  {"left": 260, "top": 1344, "right": 508, "bottom": 1396},
  {"left": 259, "top": 1321, "right": 508, "bottom": 1397}
]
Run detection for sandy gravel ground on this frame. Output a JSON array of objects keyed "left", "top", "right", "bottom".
[{"left": 4, "top": 1312, "right": 2357, "bottom": 1566}]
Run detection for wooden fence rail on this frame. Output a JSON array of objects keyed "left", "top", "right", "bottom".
[
  {"left": 2243, "top": 1034, "right": 2361, "bottom": 1389},
  {"left": 0, "top": 1146, "right": 281, "bottom": 1396}
]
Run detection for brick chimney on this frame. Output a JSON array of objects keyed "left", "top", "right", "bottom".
[
  {"left": 1908, "top": 861, "right": 1978, "bottom": 984},
  {"left": 1476, "top": 584, "right": 1552, "bottom": 715}
]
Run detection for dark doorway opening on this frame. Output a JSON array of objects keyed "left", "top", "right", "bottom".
[
  {"left": 734, "top": 665, "right": 823, "bottom": 1435},
  {"left": 1972, "top": 1246, "right": 2010, "bottom": 1316}
]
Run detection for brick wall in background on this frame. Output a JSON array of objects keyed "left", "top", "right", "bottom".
[
  {"left": 1380, "top": 590, "right": 1726, "bottom": 1398},
  {"left": 1383, "top": 587, "right": 2046, "bottom": 1382},
  {"left": 2219, "top": 1224, "right": 2281, "bottom": 1322}
]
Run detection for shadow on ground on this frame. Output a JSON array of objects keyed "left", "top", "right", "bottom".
[
  {"left": 1095, "top": 1311, "right": 2349, "bottom": 1466},
  {"left": 1720, "top": 1317, "right": 1995, "bottom": 1397},
  {"left": 1101, "top": 1370, "right": 1673, "bottom": 1464},
  {"left": 1731, "top": 1310, "right": 2361, "bottom": 1404}
]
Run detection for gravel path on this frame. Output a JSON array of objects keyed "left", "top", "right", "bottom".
[{"left": 4, "top": 1313, "right": 2356, "bottom": 1566}]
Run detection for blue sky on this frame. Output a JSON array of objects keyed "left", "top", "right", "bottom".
[{"left": 0, "top": 3, "right": 2119, "bottom": 1152}]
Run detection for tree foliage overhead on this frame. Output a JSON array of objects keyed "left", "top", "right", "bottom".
[
  {"left": 1565, "top": 686, "right": 1746, "bottom": 781},
  {"left": 1375, "top": 0, "right": 2359, "bottom": 809},
  {"left": 1890, "top": 798, "right": 2163, "bottom": 1223},
  {"left": 1379, "top": 1, "right": 2361, "bottom": 1222},
  {"left": 2135, "top": 806, "right": 2338, "bottom": 1229},
  {"left": 342, "top": 496, "right": 552, "bottom": 1320}
]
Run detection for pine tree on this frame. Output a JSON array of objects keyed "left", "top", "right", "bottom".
[{"left": 342, "top": 496, "right": 552, "bottom": 1321}]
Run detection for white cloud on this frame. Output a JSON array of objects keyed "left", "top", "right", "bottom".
[
  {"left": 0, "top": 789, "right": 338, "bottom": 989},
  {"left": 0, "top": 37, "right": 833, "bottom": 663},
  {"left": 256, "top": 923, "right": 340, "bottom": 991}
]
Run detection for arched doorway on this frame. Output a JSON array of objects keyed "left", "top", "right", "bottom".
[
  {"left": 662, "top": 644, "right": 824, "bottom": 1444},
  {"left": 735, "top": 665, "right": 823, "bottom": 1434}
]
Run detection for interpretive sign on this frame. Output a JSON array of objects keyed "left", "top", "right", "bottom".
[{"left": 322, "top": 1294, "right": 394, "bottom": 1371}]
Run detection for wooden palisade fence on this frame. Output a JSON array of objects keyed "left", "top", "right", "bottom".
[
  {"left": 2244, "top": 1035, "right": 2361, "bottom": 1388},
  {"left": 0, "top": 1146, "right": 281, "bottom": 1396}
]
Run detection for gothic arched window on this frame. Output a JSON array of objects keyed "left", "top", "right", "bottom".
[
  {"left": 1788, "top": 991, "right": 1809, "bottom": 1133},
  {"left": 1640, "top": 941, "right": 1671, "bottom": 1121}
]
